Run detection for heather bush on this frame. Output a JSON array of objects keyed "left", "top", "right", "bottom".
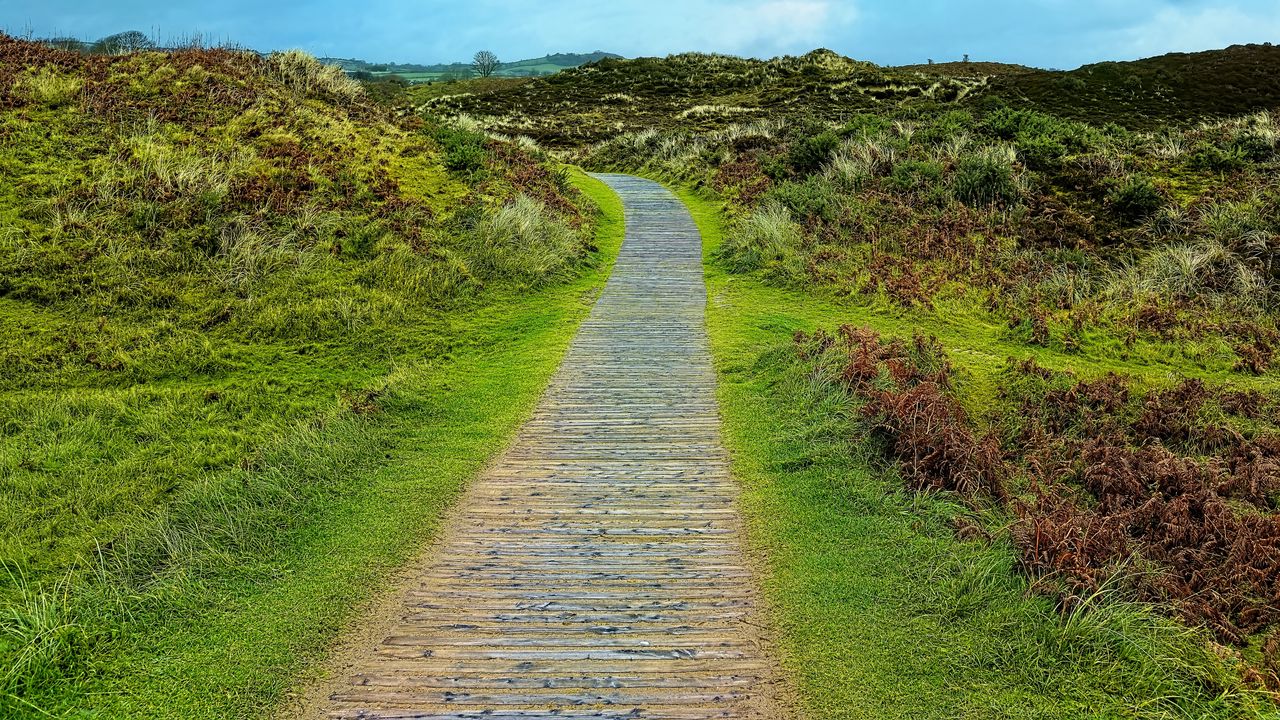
[{"left": 1107, "top": 176, "right": 1163, "bottom": 225}]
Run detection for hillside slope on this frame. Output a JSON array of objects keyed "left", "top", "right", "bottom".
[
  {"left": 992, "top": 43, "right": 1280, "bottom": 126},
  {"left": 0, "top": 34, "right": 608, "bottom": 716},
  {"left": 421, "top": 45, "right": 1280, "bottom": 146}
]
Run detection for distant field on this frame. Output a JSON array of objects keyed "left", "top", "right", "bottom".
[
  {"left": 340, "top": 52, "right": 621, "bottom": 84},
  {"left": 367, "top": 68, "right": 556, "bottom": 83}
]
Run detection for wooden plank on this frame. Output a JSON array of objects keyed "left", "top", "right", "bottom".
[{"left": 349, "top": 674, "right": 761, "bottom": 689}]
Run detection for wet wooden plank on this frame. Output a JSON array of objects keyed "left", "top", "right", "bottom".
[
  {"left": 329, "top": 708, "right": 758, "bottom": 720},
  {"left": 349, "top": 675, "right": 762, "bottom": 690}
]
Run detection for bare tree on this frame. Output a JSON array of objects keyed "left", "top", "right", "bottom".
[
  {"left": 96, "top": 30, "right": 155, "bottom": 55},
  {"left": 472, "top": 50, "right": 500, "bottom": 78}
]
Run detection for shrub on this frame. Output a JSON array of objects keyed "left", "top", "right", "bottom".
[
  {"left": 1228, "top": 111, "right": 1278, "bottom": 161},
  {"left": 1015, "top": 134, "right": 1069, "bottom": 169},
  {"left": 839, "top": 113, "right": 893, "bottom": 138},
  {"left": 1189, "top": 141, "right": 1248, "bottom": 172},
  {"left": 433, "top": 125, "right": 488, "bottom": 175},
  {"left": 767, "top": 176, "right": 844, "bottom": 224},
  {"left": 914, "top": 110, "right": 974, "bottom": 146},
  {"left": 263, "top": 50, "right": 364, "bottom": 104},
  {"left": 787, "top": 129, "right": 841, "bottom": 174},
  {"left": 950, "top": 146, "right": 1021, "bottom": 208},
  {"left": 984, "top": 106, "right": 1032, "bottom": 141},
  {"left": 888, "top": 159, "right": 945, "bottom": 195},
  {"left": 795, "top": 326, "right": 1008, "bottom": 503},
  {"left": 984, "top": 107, "right": 1097, "bottom": 169},
  {"left": 1107, "top": 176, "right": 1163, "bottom": 225},
  {"left": 361, "top": 75, "right": 410, "bottom": 106}
]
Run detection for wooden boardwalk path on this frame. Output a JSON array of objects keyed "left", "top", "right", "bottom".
[{"left": 326, "top": 175, "right": 781, "bottom": 719}]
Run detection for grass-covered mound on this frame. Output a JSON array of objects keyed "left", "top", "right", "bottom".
[
  {"left": 412, "top": 50, "right": 988, "bottom": 146},
  {"left": 992, "top": 44, "right": 1280, "bottom": 128},
  {"left": 0, "top": 34, "right": 607, "bottom": 715},
  {"left": 413, "top": 44, "right": 1280, "bottom": 147}
]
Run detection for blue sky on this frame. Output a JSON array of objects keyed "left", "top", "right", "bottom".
[{"left": 5, "top": 1, "right": 1279, "bottom": 69}]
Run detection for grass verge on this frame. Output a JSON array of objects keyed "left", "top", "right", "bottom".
[
  {"left": 678, "top": 185, "right": 1275, "bottom": 718},
  {"left": 2, "top": 170, "right": 624, "bottom": 719}
]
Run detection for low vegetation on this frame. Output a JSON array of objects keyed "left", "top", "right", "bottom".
[
  {"left": 582, "top": 105, "right": 1279, "bottom": 373},
  {"left": 6, "top": 30, "right": 1280, "bottom": 718},
  {"left": 415, "top": 44, "right": 1280, "bottom": 147},
  {"left": 0, "top": 34, "right": 614, "bottom": 716},
  {"left": 687, "top": 188, "right": 1280, "bottom": 717},
  {"left": 796, "top": 327, "right": 1280, "bottom": 673},
  {"left": 421, "top": 47, "right": 1280, "bottom": 715}
]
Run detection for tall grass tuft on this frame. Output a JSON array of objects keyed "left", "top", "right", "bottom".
[
  {"left": 1107, "top": 239, "right": 1270, "bottom": 311},
  {"left": 825, "top": 137, "right": 897, "bottom": 187},
  {"left": 951, "top": 145, "right": 1023, "bottom": 208},
  {"left": 1, "top": 571, "right": 87, "bottom": 713},
  {"left": 112, "top": 126, "right": 252, "bottom": 204},
  {"left": 716, "top": 202, "right": 804, "bottom": 278},
  {"left": 263, "top": 50, "right": 364, "bottom": 104},
  {"left": 462, "top": 195, "right": 585, "bottom": 287}
]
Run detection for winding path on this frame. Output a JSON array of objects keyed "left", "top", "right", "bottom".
[{"left": 326, "top": 175, "right": 782, "bottom": 719}]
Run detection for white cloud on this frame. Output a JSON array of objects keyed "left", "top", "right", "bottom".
[
  {"left": 507, "top": 0, "right": 859, "bottom": 58},
  {"left": 704, "top": 1, "right": 859, "bottom": 55},
  {"left": 12, "top": 0, "right": 1277, "bottom": 67},
  {"left": 1114, "top": 4, "right": 1280, "bottom": 60}
]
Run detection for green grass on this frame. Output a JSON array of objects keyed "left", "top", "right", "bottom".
[
  {"left": 0, "top": 161, "right": 623, "bottom": 717},
  {"left": 91, "top": 170, "right": 623, "bottom": 718},
  {"left": 0, "top": 39, "right": 594, "bottom": 579},
  {"left": 677, "top": 184, "right": 1275, "bottom": 718}
]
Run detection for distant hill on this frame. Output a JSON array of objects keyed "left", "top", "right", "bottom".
[
  {"left": 321, "top": 51, "right": 623, "bottom": 82},
  {"left": 419, "top": 44, "right": 1280, "bottom": 146},
  {"left": 893, "top": 60, "right": 1038, "bottom": 77},
  {"left": 414, "top": 49, "right": 979, "bottom": 145},
  {"left": 987, "top": 43, "right": 1280, "bottom": 126}
]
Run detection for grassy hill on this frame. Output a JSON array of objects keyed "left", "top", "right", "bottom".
[
  {"left": 0, "top": 34, "right": 617, "bottom": 716},
  {"left": 992, "top": 43, "right": 1280, "bottom": 127},
  {"left": 414, "top": 50, "right": 944, "bottom": 145},
  {"left": 418, "top": 45, "right": 1280, "bottom": 146}
]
